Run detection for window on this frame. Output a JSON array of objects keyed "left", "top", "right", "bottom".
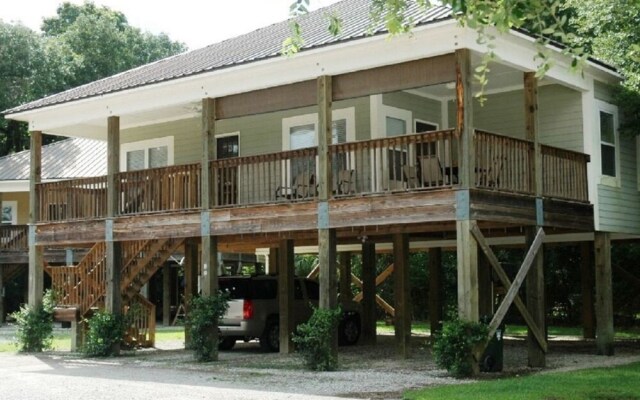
[
  {"left": 121, "top": 136, "right": 174, "bottom": 171},
  {"left": 600, "top": 111, "right": 616, "bottom": 177},
  {"left": 282, "top": 108, "right": 356, "bottom": 183},
  {"left": 1, "top": 201, "right": 17, "bottom": 224},
  {"left": 596, "top": 101, "right": 619, "bottom": 186}
]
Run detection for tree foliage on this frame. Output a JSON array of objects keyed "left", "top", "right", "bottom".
[{"left": 0, "top": 2, "right": 186, "bottom": 156}]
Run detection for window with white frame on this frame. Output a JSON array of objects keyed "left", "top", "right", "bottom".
[
  {"left": 596, "top": 101, "right": 619, "bottom": 186},
  {"left": 282, "top": 108, "right": 356, "bottom": 180},
  {"left": 1, "top": 201, "right": 17, "bottom": 224},
  {"left": 121, "top": 136, "right": 174, "bottom": 171}
]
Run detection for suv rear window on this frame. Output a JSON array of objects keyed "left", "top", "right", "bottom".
[{"left": 219, "top": 278, "right": 277, "bottom": 300}]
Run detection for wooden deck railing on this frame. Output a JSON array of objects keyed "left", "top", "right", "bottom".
[
  {"left": 118, "top": 163, "right": 200, "bottom": 215},
  {"left": 36, "top": 129, "right": 591, "bottom": 222},
  {"left": 474, "top": 131, "right": 533, "bottom": 194},
  {"left": 0, "top": 225, "right": 28, "bottom": 251},
  {"left": 542, "top": 145, "right": 590, "bottom": 202},
  {"left": 124, "top": 293, "right": 156, "bottom": 347},
  {"left": 38, "top": 176, "right": 108, "bottom": 222}
]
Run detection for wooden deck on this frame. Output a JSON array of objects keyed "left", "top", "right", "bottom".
[{"left": 33, "top": 129, "right": 592, "bottom": 246}]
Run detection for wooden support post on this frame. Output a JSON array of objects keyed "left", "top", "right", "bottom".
[
  {"left": 339, "top": 252, "right": 352, "bottom": 304},
  {"left": 201, "top": 236, "right": 218, "bottom": 296},
  {"left": 70, "top": 319, "right": 84, "bottom": 351},
  {"left": 457, "top": 220, "right": 479, "bottom": 322},
  {"left": 268, "top": 247, "right": 279, "bottom": 275},
  {"left": 455, "top": 48, "right": 474, "bottom": 189},
  {"left": 594, "top": 232, "right": 614, "bottom": 356},
  {"left": 104, "top": 117, "right": 121, "bottom": 355},
  {"left": 361, "top": 241, "right": 377, "bottom": 345},
  {"left": 279, "top": 239, "right": 295, "bottom": 353},
  {"left": 525, "top": 227, "right": 546, "bottom": 367},
  {"left": 183, "top": 238, "right": 199, "bottom": 349},
  {"left": 163, "top": 263, "right": 171, "bottom": 326},
  {"left": 393, "top": 233, "right": 411, "bottom": 358},
  {"left": 428, "top": 248, "right": 443, "bottom": 335},
  {"left": 580, "top": 242, "right": 596, "bottom": 339},
  {"left": 28, "top": 131, "right": 43, "bottom": 307},
  {"left": 478, "top": 250, "right": 493, "bottom": 318},
  {"left": 0, "top": 267, "right": 4, "bottom": 323}
]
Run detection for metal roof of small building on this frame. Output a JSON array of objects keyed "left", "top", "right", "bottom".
[
  {"left": 0, "top": 138, "right": 106, "bottom": 180},
  {"left": 4, "top": 0, "right": 451, "bottom": 115}
]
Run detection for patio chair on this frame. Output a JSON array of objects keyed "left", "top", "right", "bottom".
[
  {"left": 336, "top": 169, "right": 356, "bottom": 194},
  {"left": 420, "top": 156, "right": 444, "bottom": 186},
  {"left": 402, "top": 165, "right": 418, "bottom": 189},
  {"left": 294, "top": 172, "right": 317, "bottom": 198}
]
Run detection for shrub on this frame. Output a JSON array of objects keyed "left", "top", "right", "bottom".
[
  {"left": 432, "top": 317, "right": 489, "bottom": 378},
  {"left": 187, "top": 292, "right": 230, "bottom": 362},
  {"left": 11, "top": 290, "right": 55, "bottom": 352},
  {"left": 83, "top": 310, "right": 126, "bottom": 357},
  {"left": 292, "top": 306, "right": 341, "bottom": 371}
]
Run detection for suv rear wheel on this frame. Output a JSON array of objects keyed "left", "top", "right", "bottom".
[
  {"left": 218, "top": 337, "right": 236, "bottom": 351},
  {"left": 260, "top": 318, "right": 279, "bottom": 352}
]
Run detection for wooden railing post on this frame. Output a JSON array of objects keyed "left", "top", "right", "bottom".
[{"left": 105, "top": 116, "right": 122, "bottom": 332}]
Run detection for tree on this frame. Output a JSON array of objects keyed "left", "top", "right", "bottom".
[{"left": 0, "top": 2, "right": 186, "bottom": 156}]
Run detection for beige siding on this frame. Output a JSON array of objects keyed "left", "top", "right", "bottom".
[
  {"left": 122, "top": 118, "right": 200, "bottom": 165},
  {"left": 2, "top": 192, "right": 29, "bottom": 224},
  {"left": 383, "top": 92, "right": 442, "bottom": 130},
  {"left": 445, "top": 84, "right": 583, "bottom": 152},
  {"left": 598, "top": 134, "right": 640, "bottom": 234}
]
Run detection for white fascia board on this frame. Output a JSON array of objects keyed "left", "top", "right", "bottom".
[
  {"left": 0, "top": 181, "right": 29, "bottom": 192},
  {"left": 7, "top": 21, "right": 460, "bottom": 137}
]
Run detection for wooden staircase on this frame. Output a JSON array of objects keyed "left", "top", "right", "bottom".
[
  {"left": 48, "top": 238, "right": 184, "bottom": 347},
  {"left": 0, "top": 225, "right": 28, "bottom": 251}
]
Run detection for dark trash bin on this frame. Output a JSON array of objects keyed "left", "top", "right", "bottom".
[{"left": 479, "top": 316, "right": 504, "bottom": 372}]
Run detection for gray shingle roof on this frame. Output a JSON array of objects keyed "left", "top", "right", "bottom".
[
  {"left": 0, "top": 138, "right": 106, "bottom": 180},
  {"left": 4, "top": 0, "right": 451, "bottom": 115}
]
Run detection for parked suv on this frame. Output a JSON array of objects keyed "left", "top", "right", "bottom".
[{"left": 218, "top": 275, "right": 361, "bottom": 351}]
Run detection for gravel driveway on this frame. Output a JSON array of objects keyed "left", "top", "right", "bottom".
[{"left": 2, "top": 325, "right": 640, "bottom": 400}]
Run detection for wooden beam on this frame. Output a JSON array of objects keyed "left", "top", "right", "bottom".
[
  {"left": 201, "top": 235, "right": 218, "bottom": 296},
  {"left": 318, "top": 229, "right": 337, "bottom": 310},
  {"left": 478, "top": 250, "right": 493, "bottom": 317},
  {"left": 339, "top": 252, "right": 352, "bottom": 305},
  {"left": 0, "top": 266, "right": 4, "bottom": 323},
  {"left": 487, "top": 227, "right": 545, "bottom": 344},
  {"left": 428, "top": 248, "right": 443, "bottom": 335},
  {"left": 594, "top": 231, "right": 614, "bottom": 356},
  {"left": 183, "top": 238, "right": 199, "bottom": 348},
  {"left": 525, "top": 226, "right": 546, "bottom": 368},
  {"left": 393, "top": 233, "right": 411, "bottom": 358},
  {"left": 162, "top": 263, "right": 171, "bottom": 326},
  {"left": 524, "top": 72, "right": 542, "bottom": 196},
  {"left": 361, "top": 240, "right": 376, "bottom": 345},
  {"left": 278, "top": 239, "right": 295, "bottom": 354},
  {"left": 456, "top": 220, "right": 479, "bottom": 321},
  {"left": 471, "top": 223, "right": 547, "bottom": 352},
  {"left": 28, "top": 131, "right": 43, "bottom": 307},
  {"left": 333, "top": 54, "right": 456, "bottom": 101},
  {"left": 455, "top": 49, "right": 474, "bottom": 189},
  {"left": 201, "top": 97, "right": 216, "bottom": 209},
  {"left": 105, "top": 117, "right": 121, "bottom": 319},
  {"left": 351, "top": 273, "right": 396, "bottom": 317},
  {"left": 217, "top": 80, "right": 316, "bottom": 119},
  {"left": 268, "top": 247, "right": 279, "bottom": 274},
  {"left": 580, "top": 241, "right": 595, "bottom": 339}
]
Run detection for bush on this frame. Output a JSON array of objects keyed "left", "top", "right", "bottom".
[
  {"left": 83, "top": 310, "right": 126, "bottom": 357},
  {"left": 187, "top": 292, "right": 230, "bottom": 362},
  {"left": 11, "top": 290, "right": 55, "bottom": 352},
  {"left": 432, "top": 318, "right": 489, "bottom": 378},
  {"left": 292, "top": 306, "right": 341, "bottom": 371}
]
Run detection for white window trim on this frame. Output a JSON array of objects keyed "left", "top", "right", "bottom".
[
  {"left": 1, "top": 200, "right": 18, "bottom": 225},
  {"left": 595, "top": 100, "right": 620, "bottom": 188},
  {"left": 120, "top": 136, "right": 175, "bottom": 171},
  {"left": 281, "top": 107, "right": 356, "bottom": 151}
]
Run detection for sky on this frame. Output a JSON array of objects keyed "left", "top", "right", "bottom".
[{"left": 2, "top": 0, "right": 343, "bottom": 50}]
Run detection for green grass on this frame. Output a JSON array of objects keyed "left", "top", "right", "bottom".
[
  {"left": 405, "top": 362, "right": 640, "bottom": 400},
  {"left": 155, "top": 326, "right": 185, "bottom": 342}
]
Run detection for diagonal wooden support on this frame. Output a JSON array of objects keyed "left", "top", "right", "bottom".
[
  {"left": 470, "top": 223, "right": 547, "bottom": 353},
  {"left": 351, "top": 271, "right": 396, "bottom": 317}
]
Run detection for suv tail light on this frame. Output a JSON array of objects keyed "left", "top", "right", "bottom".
[{"left": 243, "top": 299, "right": 254, "bottom": 320}]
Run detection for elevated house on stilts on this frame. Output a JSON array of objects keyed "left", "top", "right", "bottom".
[{"left": 3, "top": 0, "right": 631, "bottom": 365}]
